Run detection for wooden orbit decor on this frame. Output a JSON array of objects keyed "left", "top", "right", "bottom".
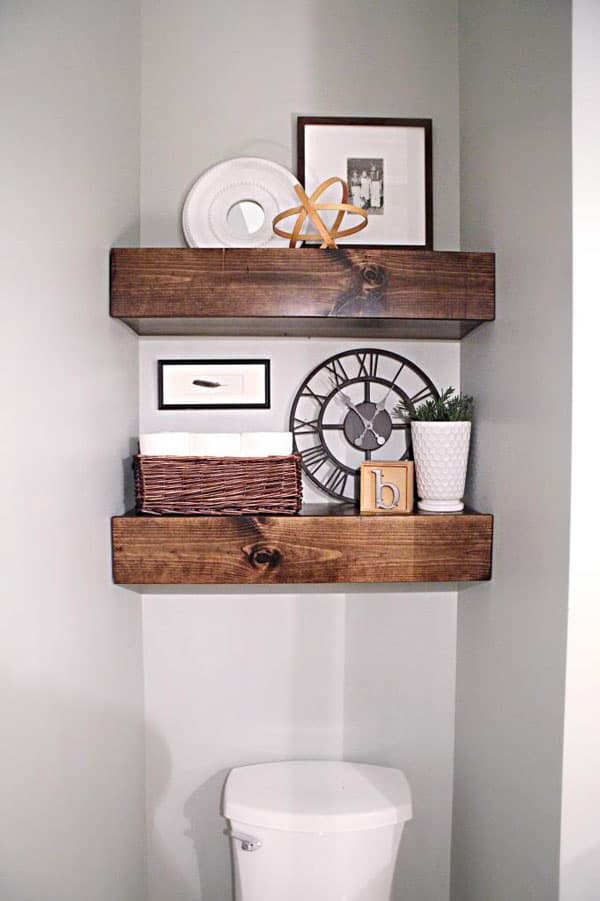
[{"left": 272, "top": 177, "right": 368, "bottom": 248}]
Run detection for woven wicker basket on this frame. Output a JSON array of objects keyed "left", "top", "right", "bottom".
[{"left": 134, "top": 454, "right": 302, "bottom": 515}]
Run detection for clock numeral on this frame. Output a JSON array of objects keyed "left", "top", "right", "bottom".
[
  {"left": 301, "top": 385, "right": 328, "bottom": 404},
  {"left": 356, "top": 351, "right": 379, "bottom": 378},
  {"left": 410, "top": 387, "right": 434, "bottom": 405},
  {"left": 302, "top": 444, "right": 329, "bottom": 474},
  {"left": 293, "top": 417, "right": 319, "bottom": 435},
  {"left": 324, "top": 357, "right": 349, "bottom": 388},
  {"left": 323, "top": 468, "right": 348, "bottom": 496},
  {"left": 390, "top": 362, "right": 406, "bottom": 384},
  {"left": 356, "top": 352, "right": 368, "bottom": 377},
  {"left": 369, "top": 353, "right": 380, "bottom": 378}
]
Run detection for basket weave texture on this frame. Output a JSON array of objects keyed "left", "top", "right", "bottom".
[{"left": 134, "top": 454, "right": 303, "bottom": 515}]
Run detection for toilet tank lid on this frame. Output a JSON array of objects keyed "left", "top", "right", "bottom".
[{"left": 223, "top": 761, "right": 412, "bottom": 833}]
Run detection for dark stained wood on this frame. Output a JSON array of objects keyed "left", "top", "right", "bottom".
[
  {"left": 110, "top": 248, "right": 495, "bottom": 338},
  {"left": 112, "top": 505, "right": 493, "bottom": 585},
  {"left": 116, "top": 316, "right": 485, "bottom": 340}
]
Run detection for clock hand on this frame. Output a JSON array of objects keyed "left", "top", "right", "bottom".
[
  {"left": 366, "top": 426, "right": 386, "bottom": 446},
  {"left": 362, "top": 387, "right": 390, "bottom": 443},
  {"left": 374, "top": 383, "right": 396, "bottom": 413},
  {"left": 337, "top": 389, "right": 370, "bottom": 427},
  {"left": 337, "top": 389, "right": 386, "bottom": 446},
  {"left": 355, "top": 423, "right": 385, "bottom": 447},
  {"left": 356, "top": 387, "right": 393, "bottom": 446},
  {"left": 354, "top": 419, "right": 386, "bottom": 447},
  {"left": 356, "top": 425, "right": 369, "bottom": 445}
]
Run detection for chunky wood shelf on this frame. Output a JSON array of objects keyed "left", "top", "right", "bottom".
[
  {"left": 111, "top": 248, "right": 495, "bottom": 339},
  {"left": 112, "top": 505, "right": 493, "bottom": 586}
]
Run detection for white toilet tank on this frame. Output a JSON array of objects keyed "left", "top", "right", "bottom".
[{"left": 223, "top": 760, "right": 412, "bottom": 901}]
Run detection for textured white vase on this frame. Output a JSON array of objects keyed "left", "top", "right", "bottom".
[{"left": 411, "top": 421, "right": 472, "bottom": 513}]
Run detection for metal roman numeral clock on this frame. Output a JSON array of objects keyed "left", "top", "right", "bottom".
[{"left": 290, "top": 349, "right": 439, "bottom": 503}]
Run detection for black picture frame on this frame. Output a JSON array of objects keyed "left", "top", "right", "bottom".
[
  {"left": 158, "top": 359, "right": 271, "bottom": 410},
  {"left": 296, "top": 116, "right": 433, "bottom": 250}
]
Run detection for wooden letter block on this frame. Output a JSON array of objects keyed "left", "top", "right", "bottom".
[{"left": 360, "top": 461, "right": 414, "bottom": 515}]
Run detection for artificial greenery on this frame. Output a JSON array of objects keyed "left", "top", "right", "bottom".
[{"left": 393, "top": 386, "right": 474, "bottom": 422}]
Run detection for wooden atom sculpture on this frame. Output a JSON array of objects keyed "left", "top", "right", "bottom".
[{"left": 272, "top": 177, "right": 368, "bottom": 248}]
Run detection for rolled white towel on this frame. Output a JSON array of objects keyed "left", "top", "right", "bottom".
[
  {"left": 139, "top": 432, "right": 191, "bottom": 456},
  {"left": 188, "top": 433, "right": 242, "bottom": 456},
  {"left": 240, "top": 432, "right": 293, "bottom": 457}
]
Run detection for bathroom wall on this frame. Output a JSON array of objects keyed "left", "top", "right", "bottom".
[
  {"left": 140, "top": 0, "right": 460, "bottom": 251},
  {"left": 140, "top": 337, "right": 459, "bottom": 901},
  {"left": 139, "top": 338, "right": 460, "bottom": 503},
  {"left": 344, "top": 590, "right": 458, "bottom": 901},
  {"left": 560, "top": 2, "right": 600, "bottom": 898},
  {"left": 0, "top": 3, "right": 145, "bottom": 901},
  {"left": 454, "top": 2, "right": 572, "bottom": 899},
  {"left": 139, "top": 1, "right": 462, "bottom": 899},
  {"left": 143, "top": 589, "right": 346, "bottom": 900}
]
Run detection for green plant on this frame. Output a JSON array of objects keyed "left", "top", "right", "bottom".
[{"left": 393, "top": 386, "right": 474, "bottom": 422}]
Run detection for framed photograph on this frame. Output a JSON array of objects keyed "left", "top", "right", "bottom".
[
  {"left": 297, "top": 117, "right": 432, "bottom": 249},
  {"left": 158, "top": 359, "right": 270, "bottom": 410}
]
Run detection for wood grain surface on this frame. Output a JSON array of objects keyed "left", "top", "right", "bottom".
[
  {"left": 110, "top": 248, "right": 495, "bottom": 338},
  {"left": 112, "top": 506, "right": 493, "bottom": 585}
]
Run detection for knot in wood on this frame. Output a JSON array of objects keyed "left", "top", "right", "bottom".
[
  {"left": 358, "top": 263, "right": 386, "bottom": 296},
  {"left": 247, "top": 545, "right": 281, "bottom": 570},
  {"left": 330, "top": 262, "right": 388, "bottom": 317}
]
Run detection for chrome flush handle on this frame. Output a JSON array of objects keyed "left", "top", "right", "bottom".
[{"left": 229, "top": 830, "right": 262, "bottom": 852}]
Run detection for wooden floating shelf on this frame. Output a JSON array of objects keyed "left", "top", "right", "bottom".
[
  {"left": 112, "top": 505, "right": 493, "bottom": 586},
  {"left": 111, "top": 248, "right": 495, "bottom": 339}
]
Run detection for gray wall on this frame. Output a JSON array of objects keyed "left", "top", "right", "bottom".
[
  {"left": 139, "top": 1, "right": 461, "bottom": 899},
  {"left": 0, "top": 3, "right": 145, "bottom": 900},
  {"left": 560, "top": 2, "right": 600, "bottom": 898},
  {"left": 454, "top": 2, "right": 572, "bottom": 899},
  {"left": 1, "top": 3, "right": 588, "bottom": 901},
  {"left": 344, "top": 590, "right": 457, "bottom": 901},
  {"left": 140, "top": 0, "right": 460, "bottom": 250},
  {"left": 140, "top": 336, "right": 460, "bottom": 901},
  {"left": 139, "top": 337, "right": 460, "bottom": 504}
]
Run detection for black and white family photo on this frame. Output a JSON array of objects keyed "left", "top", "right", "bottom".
[{"left": 347, "top": 157, "right": 384, "bottom": 214}]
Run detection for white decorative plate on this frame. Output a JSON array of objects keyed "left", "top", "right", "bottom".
[{"left": 182, "top": 157, "right": 300, "bottom": 248}]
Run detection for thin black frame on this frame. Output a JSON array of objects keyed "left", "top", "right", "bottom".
[
  {"left": 158, "top": 359, "right": 271, "bottom": 410},
  {"left": 296, "top": 116, "right": 433, "bottom": 250}
]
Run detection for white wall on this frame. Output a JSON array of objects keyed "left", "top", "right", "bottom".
[
  {"left": 140, "top": 0, "right": 460, "bottom": 250},
  {"left": 3, "top": 4, "right": 591, "bottom": 900},
  {"left": 344, "top": 590, "right": 457, "bottom": 901},
  {"left": 0, "top": 3, "right": 145, "bottom": 901},
  {"left": 139, "top": 2, "right": 461, "bottom": 898},
  {"left": 144, "top": 590, "right": 346, "bottom": 901},
  {"left": 454, "top": 2, "right": 572, "bottom": 899},
  {"left": 140, "top": 336, "right": 459, "bottom": 900},
  {"left": 139, "top": 337, "right": 459, "bottom": 503},
  {"left": 560, "top": 2, "right": 600, "bottom": 898}
]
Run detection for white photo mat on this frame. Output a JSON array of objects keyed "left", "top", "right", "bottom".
[
  {"left": 299, "top": 119, "right": 431, "bottom": 247},
  {"left": 158, "top": 360, "right": 270, "bottom": 409}
]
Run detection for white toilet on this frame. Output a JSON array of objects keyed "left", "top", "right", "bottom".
[{"left": 223, "top": 760, "right": 412, "bottom": 900}]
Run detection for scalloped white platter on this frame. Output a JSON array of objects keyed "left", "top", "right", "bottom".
[{"left": 182, "top": 157, "right": 300, "bottom": 248}]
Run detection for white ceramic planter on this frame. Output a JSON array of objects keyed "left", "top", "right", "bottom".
[{"left": 410, "top": 421, "right": 472, "bottom": 513}]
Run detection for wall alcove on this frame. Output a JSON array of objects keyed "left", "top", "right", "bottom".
[{"left": 111, "top": 247, "right": 494, "bottom": 587}]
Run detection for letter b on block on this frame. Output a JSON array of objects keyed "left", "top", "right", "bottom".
[
  {"left": 359, "top": 461, "right": 414, "bottom": 515},
  {"left": 373, "top": 469, "right": 400, "bottom": 509}
]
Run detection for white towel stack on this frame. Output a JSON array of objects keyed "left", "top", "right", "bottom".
[
  {"left": 138, "top": 432, "right": 191, "bottom": 456},
  {"left": 188, "top": 433, "right": 241, "bottom": 456},
  {"left": 139, "top": 432, "right": 293, "bottom": 458},
  {"left": 240, "top": 432, "right": 293, "bottom": 456}
]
